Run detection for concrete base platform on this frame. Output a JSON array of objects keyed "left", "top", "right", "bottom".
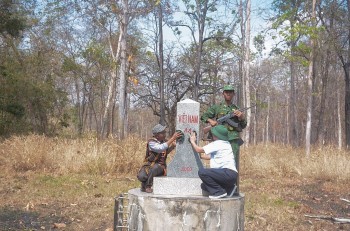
[
  {"left": 153, "top": 177, "right": 207, "bottom": 196},
  {"left": 127, "top": 188, "right": 245, "bottom": 231}
]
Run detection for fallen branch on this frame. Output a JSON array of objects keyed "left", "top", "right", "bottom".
[
  {"left": 305, "top": 214, "right": 350, "bottom": 224},
  {"left": 340, "top": 198, "right": 350, "bottom": 203}
]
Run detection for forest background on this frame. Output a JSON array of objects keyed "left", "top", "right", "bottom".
[
  {"left": 1, "top": 1, "right": 350, "bottom": 230},
  {"left": 1, "top": 0, "right": 350, "bottom": 151}
]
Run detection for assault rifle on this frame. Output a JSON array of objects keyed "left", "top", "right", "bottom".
[{"left": 202, "top": 104, "right": 256, "bottom": 139}]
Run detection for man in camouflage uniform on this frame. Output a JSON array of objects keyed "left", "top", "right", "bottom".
[{"left": 200, "top": 85, "right": 247, "bottom": 169}]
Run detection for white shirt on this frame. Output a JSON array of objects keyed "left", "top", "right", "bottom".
[
  {"left": 149, "top": 140, "right": 168, "bottom": 153},
  {"left": 202, "top": 140, "right": 237, "bottom": 172}
]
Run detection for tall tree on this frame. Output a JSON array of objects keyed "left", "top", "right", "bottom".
[
  {"left": 84, "top": 0, "right": 154, "bottom": 139},
  {"left": 170, "top": 0, "right": 237, "bottom": 100},
  {"left": 238, "top": 0, "right": 244, "bottom": 106},
  {"left": 0, "top": 0, "right": 27, "bottom": 132},
  {"left": 117, "top": 0, "right": 129, "bottom": 139},
  {"left": 345, "top": 0, "right": 350, "bottom": 149},
  {"left": 271, "top": 0, "right": 307, "bottom": 146},
  {"left": 86, "top": 0, "right": 124, "bottom": 138},
  {"left": 318, "top": 0, "right": 350, "bottom": 149},
  {"left": 305, "top": 0, "right": 317, "bottom": 157},
  {"left": 1, "top": 0, "right": 71, "bottom": 136},
  {"left": 158, "top": 2, "right": 166, "bottom": 125},
  {"left": 243, "top": 0, "right": 252, "bottom": 145}
]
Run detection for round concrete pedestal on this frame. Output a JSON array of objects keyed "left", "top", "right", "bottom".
[{"left": 127, "top": 188, "right": 244, "bottom": 231}]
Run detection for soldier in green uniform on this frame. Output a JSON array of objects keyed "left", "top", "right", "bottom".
[{"left": 200, "top": 85, "right": 247, "bottom": 169}]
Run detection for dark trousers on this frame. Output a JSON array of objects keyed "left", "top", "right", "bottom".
[
  {"left": 141, "top": 164, "right": 165, "bottom": 189},
  {"left": 198, "top": 168, "right": 237, "bottom": 196}
]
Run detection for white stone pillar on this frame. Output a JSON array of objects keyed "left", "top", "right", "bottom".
[{"left": 167, "top": 99, "right": 203, "bottom": 177}]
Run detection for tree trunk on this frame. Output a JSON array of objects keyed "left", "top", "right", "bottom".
[
  {"left": 290, "top": 42, "right": 298, "bottom": 146},
  {"left": 100, "top": 4, "right": 123, "bottom": 138},
  {"left": 306, "top": 0, "right": 316, "bottom": 157},
  {"left": 316, "top": 47, "right": 330, "bottom": 145},
  {"left": 101, "top": 68, "right": 118, "bottom": 138},
  {"left": 253, "top": 87, "right": 257, "bottom": 145},
  {"left": 110, "top": 94, "right": 117, "bottom": 136},
  {"left": 339, "top": 57, "right": 350, "bottom": 149},
  {"left": 117, "top": 0, "right": 129, "bottom": 140},
  {"left": 244, "top": 0, "right": 251, "bottom": 146},
  {"left": 74, "top": 78, "right": 83, "bottom": 135},
  {"left": 158, "top": 4, "right": 166, "bottom": 125},
  {"left": 211, "top": 69, "right": 218, "bottom": 105},
  {"left": 346, "top": 0, "right": 350, "bottom": 149},
  {"left": 238, "top": 0, "right": 244, "bottom": 107},
  {"left": 337, "top": 82, "right": 342, "bottom": 149},
  {"left": 193, "top": 1, "right": 207, "bottom": 100},
  {"left": 266, "top": 96, "right": 270, "bottom": 144},
  {"left": 167, "top": 104, "right": 177, "bottom": 135},
  {"left": 345, "top": 67, "right": 350, "bottom": 150}
]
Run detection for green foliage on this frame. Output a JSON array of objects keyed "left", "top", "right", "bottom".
[
  {"left": 59, "top": 113, "right": 70, "bottom": 128},
  {"left": 253, "top": 34, "right": 265, "bottom": 55},
  {"left": 270, "top": 0, "right": 324, "bottom": 68},
  {"left": 81, "top": 42, "right": 111, "bottom": 67},
  {"left": 62, "top": 57, "right": 81, "bottom": 73},
  {"left": 1, "top": 103, "right": 25, "bottom": 118},
  {"left": 0, "top": 50, "right": 70, "bottom": 136},
  {"left": 200, "top": 39, "right": 237, "bottom": 88},
  {"left": 0, "top": 0, "right": 27, "bottom": 37},
  {"left": 0, "top": 62, "right": 27, "bottom": 135},
  {"left": 174, "top": 27, "right": 182, "bottom": 35}
]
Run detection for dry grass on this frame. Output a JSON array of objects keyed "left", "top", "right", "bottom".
[
  {"left": 0, "top": 134, "right": 146, "bottom": 175},
  {"left": 242, "top": 144, "right": 350, "bottom": 180},
  {"left": 2, "top": 135, "right": 349, "bottom": 180},
  {"left": 0, "top": 135, "right": 350, "bottom": 230}
]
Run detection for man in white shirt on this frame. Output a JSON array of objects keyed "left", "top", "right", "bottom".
[{"left": 189, "top": 125, "right": 238, "bottom": 199}]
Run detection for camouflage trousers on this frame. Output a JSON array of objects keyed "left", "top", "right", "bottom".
[
  {"left": 230, "top": 139, "right": 242, "bottom": 194},
  {"left": 230, "top": 139, "right": 241, "bottom": 168}
]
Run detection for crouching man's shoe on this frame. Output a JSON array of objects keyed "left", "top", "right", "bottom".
[
  {"left": 209, "top": 192, "right": 227, "bottom": 199},
  {"left": 145, "top": 187, "right": 153, "bottom": 193}
]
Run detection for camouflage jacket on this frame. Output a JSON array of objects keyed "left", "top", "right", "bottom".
[{"left": 201, "top": 101, "right": 247, "bottom": 140}]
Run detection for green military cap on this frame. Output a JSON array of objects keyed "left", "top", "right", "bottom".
[
  {"left": 223, "top": 85, "right": 235, "bottom": 91},
  {"left": 211, "top": 125, "right": 234, "bottom": 141}
]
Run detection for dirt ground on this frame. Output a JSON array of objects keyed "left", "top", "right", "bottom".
[
  {"left": 240, "top": 170, "right": 350, "bottom": 231},
  {"left": 0, "top": 171, "right": 349, "bottom": 231}
]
